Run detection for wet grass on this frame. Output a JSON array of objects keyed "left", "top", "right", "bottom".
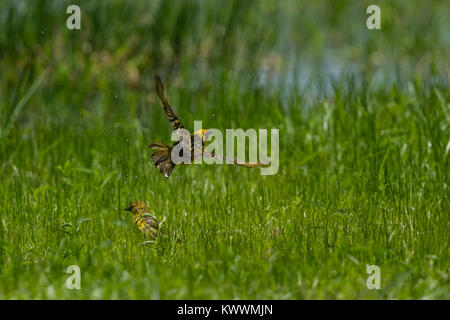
[{"left": 0, "top": 0, "right": 449, "bottom": 299}]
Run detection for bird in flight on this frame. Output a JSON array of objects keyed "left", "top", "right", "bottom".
[{"left": 149, "top": 75, "right": 267, "bottom": 178}]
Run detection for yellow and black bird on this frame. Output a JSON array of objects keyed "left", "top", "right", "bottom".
[
  {"left": 150, "top": 75, "right": 267, "bottom": 178},
  {"left": 125, "top": 201, "right": 160, "bottom": 237}
]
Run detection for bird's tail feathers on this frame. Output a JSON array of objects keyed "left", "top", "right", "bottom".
[
  {"left": 149, "top": 142, "right": 175, "bottom": 178},
  {"left": 150, "top": 142, "right": 170, "bottom": 150}
]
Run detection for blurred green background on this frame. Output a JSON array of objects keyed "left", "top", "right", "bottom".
[{"left": 0, "top": 0, "right": 448, "bottom": 299}]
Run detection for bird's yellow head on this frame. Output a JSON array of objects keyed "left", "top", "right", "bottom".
[
  {"left": 194, "top": 129, "right": 211, "bottom": 142},
  {"left": 124, "top": 201, "right": 148, "bottom": 216}
]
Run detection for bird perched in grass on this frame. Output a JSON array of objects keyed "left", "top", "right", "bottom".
[
  {"left": 124, "top": 201, "right": 160, "bottom": 238},
  {"left": 150, "top": 75, "right": 267, "bottom": 178}
]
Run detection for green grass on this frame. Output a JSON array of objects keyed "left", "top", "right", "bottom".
[{"left": 0, "top": 0, "right": 449, "bottom": 299}]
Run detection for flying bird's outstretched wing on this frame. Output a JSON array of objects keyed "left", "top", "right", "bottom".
[
  {"left": 154, "top": 75, "right": 184, "bottom": 130},
  {"left": 203, "top": 151, "right": 270, "bottom": 168}
]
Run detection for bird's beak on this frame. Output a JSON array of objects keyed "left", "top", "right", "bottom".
[
  {"left": 203, "top": 130, "right": 211, "bottom": 141},
  {"left": 124, "top": 206, "right": 131, "bottom": 212}
]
